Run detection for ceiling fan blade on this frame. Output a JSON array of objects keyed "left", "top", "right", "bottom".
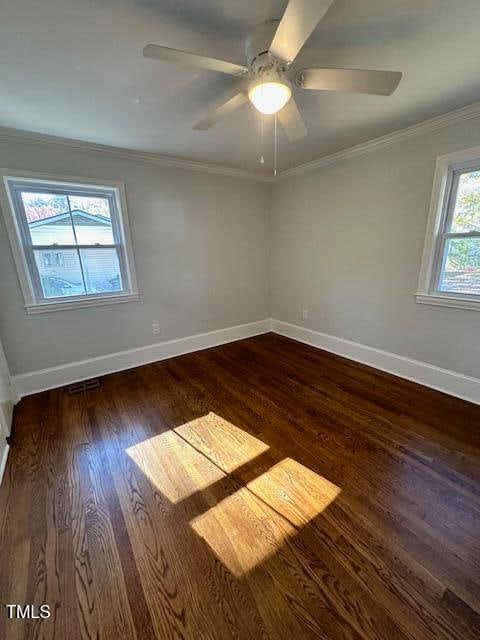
[
  {"left": 277, "top": 98, "right": 307, "bottom": 141},
  {"left": 270, "top": 0, "right": 334, "bottom": 64},
  {"left": 143, "top": 44, "right": 248, "bottom": 76},
  {"left": 193, "top": 91, "right": 248, "bottom": 130},
  {"left": 297, "top": 68, "right": 402, "bottom": 95}
]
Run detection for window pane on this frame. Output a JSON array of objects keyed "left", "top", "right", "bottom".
[
  {"left": 68, "top": 196, "right": 115, "bottom": 244},
  {"left": 34, "top": 249, "right": 86, "bottom": 298},
  {"left": 80, "top": 248, "right": 123, "bottom": 294},
  {"left": 68, "top": 195, "right": 111, "bottom": 218},
  {"left": 21, "top": 192, "right": 75, "bottom": 245},
  {"left": 451, "top": 171, "right": 480, "bottom": 232},
  {"left": 438, "top": 237, "right": 480, "bottom": 295}
]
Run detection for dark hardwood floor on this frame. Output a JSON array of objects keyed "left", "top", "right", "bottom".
[{"left": 1, "top": 332, "right": 479, "bottom": 639}]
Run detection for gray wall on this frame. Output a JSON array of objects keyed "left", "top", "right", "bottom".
[
  {"left": 271, "top": 116, "right": 480, "bottom": 379},
  {"left": 2, "top": 115, "right": 480, "bottom": 380},
  {"left": 0, "top": 140, "right": 270, "bottom": 374}
]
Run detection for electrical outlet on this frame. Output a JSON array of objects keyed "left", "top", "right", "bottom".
[
  {"left": 302, "top": 307, "right": 309, "bottom": 320},
  {"left": 152, "top": 323, "right": 160, "bottom": 335}
]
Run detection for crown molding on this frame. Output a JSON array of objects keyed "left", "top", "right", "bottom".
[
  {"left": 0, "top": 126, "right": 272, "bottom": 182},
  {"left": 1, "top": 100, "right": 480, "bottom": 183},
  {"left": 276, "top": 100, "right": 480, "bottom": 180}
]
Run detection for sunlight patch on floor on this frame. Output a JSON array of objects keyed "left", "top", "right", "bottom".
[
  {"left": 247, "top": 457, "right": 341, "bottom": 527},
  {"left": 127, "top": 412, "right": 340, "bottom": 576},
  {"left": 190, "top": 457, "right": 341, "bottom": 576},
  {"left": 126, "top": 412, "right": 268, "bottom": 503},
  {"left": 126, "top": 428, "right": 225, "bottom": 504},
  {"left": 174, "top": 412, "right": 269, "bottom": 473}
]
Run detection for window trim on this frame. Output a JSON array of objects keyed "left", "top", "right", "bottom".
[
  {"left": 0, "top": 169, "right": 139, "bottom": 314},
  {"left": 416, "top": 146, "right": 480, "bottom": 312}
]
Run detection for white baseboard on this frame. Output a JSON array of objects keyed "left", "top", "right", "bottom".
[
  {"left": 271, "top": 319, "right": 480, "bottom": 406},
  {"left": 0, "top": 440, "right": 9, "bottom": 486},
  {"left": 13, "top": 319, "right": 271, "bottom": 397},
  {"left": 12, "top": 317, "right": 480, "bottom": 406}
]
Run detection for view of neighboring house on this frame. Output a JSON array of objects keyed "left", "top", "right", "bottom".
[{"left": 29, "top": 210, "right": 121, "bottom": 297}]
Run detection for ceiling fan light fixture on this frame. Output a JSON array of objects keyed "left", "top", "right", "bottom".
[{"left": 248, "top": 79, "right": 292, "bottom": 115}]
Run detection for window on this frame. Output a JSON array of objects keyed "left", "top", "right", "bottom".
[
  {"left": 416, "top": 147, "right": 480, "bottom": 311},
  {"left": 0, "top": 170, "right": 138, "bottom": 313}
]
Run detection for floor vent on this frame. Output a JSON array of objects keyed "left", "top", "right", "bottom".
[{"left": 67, "top": 379, "right": 101, "bottom": 394}]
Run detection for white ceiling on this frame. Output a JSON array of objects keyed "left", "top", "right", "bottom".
[{"left": 1, "top": 0, "right": 480, "bottom": 173}]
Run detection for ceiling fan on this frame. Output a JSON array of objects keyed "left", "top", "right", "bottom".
[{"left": 143, "top": 0, "right": 402, "bottom": 141}]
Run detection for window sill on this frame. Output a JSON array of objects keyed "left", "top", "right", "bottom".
[
  {"left": 415, "top": 292, "right": 480, "bottom": 312},
  {"left": 25, "top": 292, "right": 140, "bottom": 314}
]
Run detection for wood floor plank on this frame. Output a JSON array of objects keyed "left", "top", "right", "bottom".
[{"left": 1, "top": 333, "right": 479, "bottom": 639}]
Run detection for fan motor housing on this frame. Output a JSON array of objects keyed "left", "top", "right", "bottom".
[{"left": 245, "top": 19, "right": 283, "bottom": 74}]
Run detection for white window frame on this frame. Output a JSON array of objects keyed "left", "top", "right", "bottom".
[
  {"left": 416, "top": 146, "right": 480, "bottom": 312},
  {"left": 0, "top": 169, "right": 139, "bottom": 314}
]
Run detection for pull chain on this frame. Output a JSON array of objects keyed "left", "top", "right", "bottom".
[
  {"left": 260, "top": 114, "right": 265, "bottom": 165},
  {"left": 274, "top": 113, "right": 277, "bottom": 177}
]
